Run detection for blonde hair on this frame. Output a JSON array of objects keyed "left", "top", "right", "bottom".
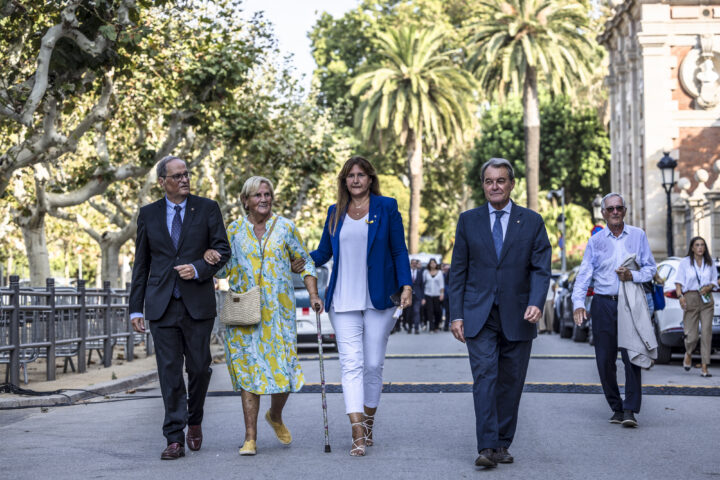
[
  {"left": 240, "top": 176, "right": 275, "bottom": 210},
  {"left": 330, "top": 156, "right": 381, "bottom": 235}
]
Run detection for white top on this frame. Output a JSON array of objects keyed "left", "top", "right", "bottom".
[
  {"left": 332, "top": 214, "right": 373, "bottom": 312},
  {"left": 423, "top": 269, "right": 445, "bottom": 297},
  {"left": 674, "top": 256, "right": 718, "bottom": 292}
]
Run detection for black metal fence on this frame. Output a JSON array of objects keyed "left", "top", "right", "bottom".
[{"left": 0, "top": 275, "right": 151, "bottom": 385}]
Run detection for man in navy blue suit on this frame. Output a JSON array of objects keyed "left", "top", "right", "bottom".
[{"left": 449, "top": 158, "right": 551, "bottom": 468}]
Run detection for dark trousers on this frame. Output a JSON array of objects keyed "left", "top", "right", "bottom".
[
  {"left": 466, "top": 306, "right": 532, "bottom": 451},
  {"left": 149, "top": 298, "right": 214, "bottom": 445},
  {"left": 424, "top": 295, "right": 442, "bottom": 331},
  {"left": 590, "top": 295, "right": 642, "bottom": 413},
  {"left": 403, "top": 295, "right": 423, "bottom": 332}
]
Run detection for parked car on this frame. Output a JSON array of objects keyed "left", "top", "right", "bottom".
[
  {"left": 293, "top": 265, "right": 336, "bottom": 350},
  {"left": 653, "top": 257, "right": 720, "bottom": 364},
  {"left": 555, "top": 266, "right": 593, "bottom": 342}
]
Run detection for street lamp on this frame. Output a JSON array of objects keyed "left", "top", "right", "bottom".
[
  {"left": 657, "top": 151, "right": 678, "bottom": 257},
  {"left": 547, "top": 187, "right": 566, "bottom": 272},
  {"left": 592, "top": 194, "right": 603, "bottom": 223}
]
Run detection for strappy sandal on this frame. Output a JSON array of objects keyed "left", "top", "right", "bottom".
[
  {"left": 350, "top": 422, "right": 367, "bottom": 457},
  {"left": 701, "top": 371, "right": 712, "bottom": 377},
  {"left": 363, "top": 414, "right": 375, "bottom": 447}
]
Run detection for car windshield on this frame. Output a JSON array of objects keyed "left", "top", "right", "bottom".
[{"left": 292, "top": 266, "right": 328, "bottom": 289}]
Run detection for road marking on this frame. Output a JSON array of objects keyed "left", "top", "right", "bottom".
[{"left": 298, "top": 353, "right": 599, "bottom": 360}]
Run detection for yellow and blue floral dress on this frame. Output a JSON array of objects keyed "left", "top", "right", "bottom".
[{"left": 216, "top": 213, "right": 316, "bottom": 394}]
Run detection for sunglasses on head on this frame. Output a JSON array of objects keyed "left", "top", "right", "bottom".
[{"left": 604, "top": 206, "right": 625, "bottom": 213}]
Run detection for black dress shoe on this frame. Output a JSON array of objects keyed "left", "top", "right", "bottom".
[
  {"left": 161, "top": 442, "right": 185, "bottom": 460},
  {"left": 622, "top": 410, "right": 638, "bottom": 428},
  {"left": 495, "top": 447, "right": 514, "bottom": 463},
  {"left": 186, "top": 425, "right": 202, "bottom": 451},
  {"left": 474, "top": 448, "right": 497, "bottom": 467},
  {"left": 609, "top": 411, "right": 623, "bottom": 424}
]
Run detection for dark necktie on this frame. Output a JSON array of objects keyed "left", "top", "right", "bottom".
[
  {"left": 171, "top": 205, "right": 182, "bottom": 298},
  {"left": 492, "top": 210, "right": 505, "bottom": 260}
]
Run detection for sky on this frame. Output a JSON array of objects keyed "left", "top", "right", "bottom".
[{"left": 238, "top": 0, "right": 360, "bottom": 90}]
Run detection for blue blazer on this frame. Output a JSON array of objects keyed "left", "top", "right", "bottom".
[
  {"left": 448, "top": 202, "right": 551, "bottom": 341},
  {"left": 311, "top": 194, "right": 412, "bottom": 311}
]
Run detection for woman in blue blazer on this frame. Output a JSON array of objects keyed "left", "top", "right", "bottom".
[{"left": 311, "top": 156, "right": 412, "bottom": 456}]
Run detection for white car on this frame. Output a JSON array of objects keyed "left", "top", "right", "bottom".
[
  {"left": 293, "top": 265, "right": 336, "bottom": 350},
  {"left": 654, "top": 257, "right": 720, "bottom": 363}
]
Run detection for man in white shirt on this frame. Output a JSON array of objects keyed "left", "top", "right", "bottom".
[{"left": 572, "top": 193, "right": 656, "bottom": 428}]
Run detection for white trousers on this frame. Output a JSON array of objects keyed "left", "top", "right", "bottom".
[{"left": 329, "top": 307, "right": 396, "bottom": 414}]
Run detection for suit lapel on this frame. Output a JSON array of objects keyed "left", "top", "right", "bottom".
[
  {"left": 366, "top": 194, "right": 380, "bottom": 256},
  {"left": 498, "top": 202, "right": 522, "bottom": 264},
  {"left": 175, "top": 194, "right": 196, "bottom": 252},
  {"left": 476, "top": 206, "right": 496, "bottom": 262},
  {"left": 330, "top": 205, "right": 345, "bottom": 256},
  {"left": 156, "top": 199, "right": 175, "bottom": 248}
]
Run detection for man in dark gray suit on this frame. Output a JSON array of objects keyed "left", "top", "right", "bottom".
[
  {"left": 449, "top": 158, "right": 551, "bottom": 468},
  {"left": 130, "top": 155, "right": 230, "bottom": 460}
]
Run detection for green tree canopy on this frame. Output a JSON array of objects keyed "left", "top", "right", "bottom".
[{"left": 468, "top": 96, "right": 610, "bottom": 212}]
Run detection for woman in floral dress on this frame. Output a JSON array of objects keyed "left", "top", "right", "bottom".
[{"left": 206, "top": 176, "right": 322, "bottom": 456}]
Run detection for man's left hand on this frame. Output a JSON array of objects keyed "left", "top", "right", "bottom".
[
  {"left": 524, "top": 305, "right": 541, "bottom": 323},
  {"left": 174, "top": 264, "right": 195, "bottom": 280},
  {"left": 615, "top": 266, "right": 633, "bottom": 282}
]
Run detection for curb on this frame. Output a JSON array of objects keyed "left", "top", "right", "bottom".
[
  {"left": 0, "top": 370, "right": 159, "bottom": 409},
  {"left": 0, "top": 352, "right": 225, "bottom": 409}
]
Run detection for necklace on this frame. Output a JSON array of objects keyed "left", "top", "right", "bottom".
[{"left": 349, "top": 196, "right": 369, "bottom": 218}]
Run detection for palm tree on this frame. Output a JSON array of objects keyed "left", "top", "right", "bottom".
[
  {"left": 466, "top": 0, "right": 594, "bottom": 211},
  {"left": 350, "top": 26, "right": 475, "bottom": 253}
]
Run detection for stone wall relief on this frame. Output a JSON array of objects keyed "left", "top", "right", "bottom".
[{"left": 679, "top": 34, "right": 720, "bottom": 109}]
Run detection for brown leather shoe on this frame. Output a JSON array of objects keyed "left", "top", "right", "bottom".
[
  {"left": 161, "top": 442, "right": 185, "bottom": 460},
  {"left": 495, "top": 447, "right": 514, "bottom": 463},
  {"left": 186, "top": 425, "right": 203, "bottom": 451},
  {"left": 474, "top": 448, "right": 497, "bottom": 467}
]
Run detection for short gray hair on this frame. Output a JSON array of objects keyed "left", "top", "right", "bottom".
[
  {"left": 240, "top": 176, "right": 275, "bottom": 208},
  {"left": 480, "top": 158, "right": 515, "bottom": 182},
  {"left": 156, "top": 155, "right": 183, "bottom": 178},
  {"left": 600, "top": 192, "right": 627, "bottom": 210}
]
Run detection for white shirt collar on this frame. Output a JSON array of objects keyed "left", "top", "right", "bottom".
[{"left": 488, "top": 201, "right": 512, "bottom": 216}]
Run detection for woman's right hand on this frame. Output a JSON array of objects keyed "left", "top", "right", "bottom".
[
  {"left": 679, "top": 296, "right": 687, "bottom": 310},
  {"left": 204, "top": 249, "right": 221, "bottom": 265}
]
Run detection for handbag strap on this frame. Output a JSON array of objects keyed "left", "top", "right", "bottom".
[{"left": 257, "top": 215, "right": 279, "bottom": 285}]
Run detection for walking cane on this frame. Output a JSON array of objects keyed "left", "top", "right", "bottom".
[{"left": 315, "top": 309, "right": 332, "bottom": 452}]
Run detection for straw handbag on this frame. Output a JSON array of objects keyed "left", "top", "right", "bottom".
[{"left": 219, "top": 216, "right": 279, "bottom": 326}]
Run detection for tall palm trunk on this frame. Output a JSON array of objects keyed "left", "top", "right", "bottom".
[
  {"left": 523, "top": 65, "right": 540, "bottom": 212},
  {"left": 406, "top": 127, "right": 423, "bottom": 254}
]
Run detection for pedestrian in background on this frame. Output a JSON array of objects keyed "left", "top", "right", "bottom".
[
  {"left": 423, "top": 258, "right": 444, "bottom": 332},
  {"left": 573, "top": 193, "right": 656, "bottom": 428},
  {"left": 674, "top": 236, "right": 716, "bottom": 378},
  {"left": 405, "top": 258, "right": 425, "bottom": 334},
  {"left": 207, "top": 176, "right": 322, "bottom": 456},
  {"left": 311, "top": 156, "right": 412, "bottom": 457},
  {"left": 130, "top": 155, "right": 231, "bottom": 460},
  {"left": 442, "top": 262, "right": 451, "bottom": 331},
  {"left": 449, "top": 158, "right": 551, "bottom": 468}
]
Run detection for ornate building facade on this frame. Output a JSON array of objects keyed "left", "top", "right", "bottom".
[{"left": 599, "top": 0, "right": 720, "bottom": 258}]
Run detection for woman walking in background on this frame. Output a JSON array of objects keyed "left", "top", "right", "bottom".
[
  {"left": 311, "top": 156, "right": 412, "bottom": 456},
  {"left": 674, "top": 236, "right": 717, "bottom": 378},
  {"left": 422, "top": 258, "right": 444, "bottom": 332}
]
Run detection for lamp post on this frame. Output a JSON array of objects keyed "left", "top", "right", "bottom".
[
  {"left": 657, "top": 152, "right": 677, "bottom": 257},
  {"left": 548, "top": 188, "right": 566, "bottom": 272},
  {"left": 592, "top": 194, "right": 603, "bottom": 224}
]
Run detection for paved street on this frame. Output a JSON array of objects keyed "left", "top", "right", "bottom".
[{"left": 2, "top": 331, "right": 719, "bottom": 479}]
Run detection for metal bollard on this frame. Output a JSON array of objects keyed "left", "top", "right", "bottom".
[
  {"left": 9, "top": 275, "right": 20, "bottom": 386},
  {"left": 46, "top": 278, "right": 56, "bottom": 381},
  {"left": 77, "top": 279, "right": 87, "bottom": 373},
  {"left": 103, "top": 281, "right": 112, "bottom": 368}
]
